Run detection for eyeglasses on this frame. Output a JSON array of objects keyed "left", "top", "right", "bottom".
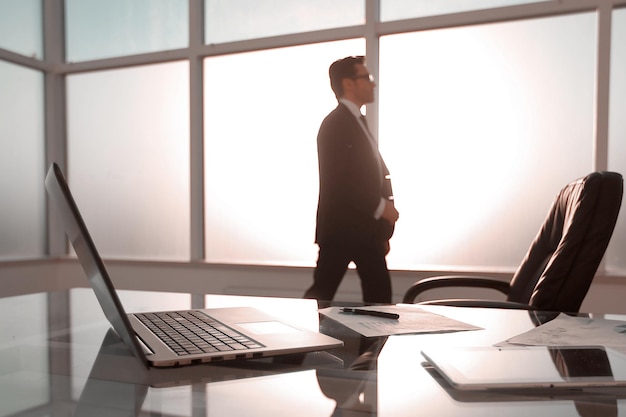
[{"left": 352, "top": 73, "right": 375, "bottom": 83}]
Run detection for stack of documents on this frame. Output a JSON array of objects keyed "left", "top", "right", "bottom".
[
  {"left": 499, "top": 313, "right": 626, "bottom": 352},
  {"left": 320, "top": 305, "right": 481, "bottom": 337}
]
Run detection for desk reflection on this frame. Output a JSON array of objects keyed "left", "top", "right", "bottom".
[
  {"left": 5, "top": 290, "right": 626, "bottom": 417},
  {"left": 74, "top": 325, "right": 383, "bottom": 416}
]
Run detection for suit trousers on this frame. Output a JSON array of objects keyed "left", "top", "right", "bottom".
[{"left": 305, "top": 240, "right": 392, "bottom": 304}]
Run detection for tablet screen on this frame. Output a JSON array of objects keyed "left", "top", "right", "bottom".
[{"left": 421, "top": 346, "right": 626, "bottom": 390}]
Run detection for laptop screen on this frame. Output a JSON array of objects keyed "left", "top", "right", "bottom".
[{"left": 45, "top": 163, "right": 149, "bottom": 367}]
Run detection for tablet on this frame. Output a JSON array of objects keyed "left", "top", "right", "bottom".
[{"left": 421, "top": 346, "right": 626, "bottom": 391}]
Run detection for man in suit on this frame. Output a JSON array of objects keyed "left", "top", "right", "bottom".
[{"left": 304, "top": 56, "right": 399, "bottom": 304}]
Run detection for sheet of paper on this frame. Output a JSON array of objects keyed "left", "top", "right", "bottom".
[
  {"left": 319, "top": 305, "right": 482, "bottom": 337},
  {"left": 499, "top": 313, "right": 626, "bottom": 349}
]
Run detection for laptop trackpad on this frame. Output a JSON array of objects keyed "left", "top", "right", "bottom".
[{"left": 238, "top": 321, "right": 300, "bottom": 334}]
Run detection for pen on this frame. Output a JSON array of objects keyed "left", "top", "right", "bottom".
[{"left": 340, "top": 308, "right": 399, "bottom": 320}]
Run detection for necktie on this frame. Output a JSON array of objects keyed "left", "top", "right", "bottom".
[{"left": 360, "top": 115, "right": 385, "bottom": 185}]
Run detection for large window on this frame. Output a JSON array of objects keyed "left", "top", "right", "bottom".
[
  {"left": 65, "top": 0, "right": 188, "bottom": 62},
  {"left": 203, "top": 12, "right": 598, "bottom": 270},
  {"left": 379, "top": 13, "right": 596, "bottom": 269},
  {"left": 0, "top": 0, "right": 42, "bottom": 59},
  {"left": 607, "top": 7, "right": 626, "bottom": 274},
  {"left": 205, "top": 0, "right": 364, "bottom": 44},
  {"left": 204, "top": 40, "right": 364, "bottom": 265},
  {"left": 0, "top": 61, "right": 45, "bottom": 260},
  {"left": 67, "top": 62, "right": 190, "bottom": 260},
  {"left": 380, "top": 0, "right": 548, "bottom": 21},
  {"left": 1, "top": 1, "right": 624, "bottom": 274}
]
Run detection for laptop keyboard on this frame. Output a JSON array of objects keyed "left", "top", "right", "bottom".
[{"left": 135, "top": 311, "right": 264, "bottom": 356}]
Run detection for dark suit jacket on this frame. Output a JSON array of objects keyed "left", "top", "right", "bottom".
[{"left": 315, "top": 103, "right": 394, "bottom": 245}]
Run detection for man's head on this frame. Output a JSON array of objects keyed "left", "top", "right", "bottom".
[{"left": 329, "top": 55, "right": 376, "bottom": 107}]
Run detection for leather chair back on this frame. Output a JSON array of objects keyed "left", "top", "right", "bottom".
[{"left": 508, "top": 172, "right": 623, "bottom": 312}]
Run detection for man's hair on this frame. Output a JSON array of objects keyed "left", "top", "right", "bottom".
[{"left": 329, "top": 55, "right": 365, "bottom": 99}]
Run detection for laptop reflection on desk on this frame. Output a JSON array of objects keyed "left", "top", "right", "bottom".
[{"left": 75, "top": 329, "right": 339, "bottom": 416}]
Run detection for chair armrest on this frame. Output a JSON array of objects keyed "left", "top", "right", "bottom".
[{"left": 402, "top": 275, "right": 511, "bottom": 304}]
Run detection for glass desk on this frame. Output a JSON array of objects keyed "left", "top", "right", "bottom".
[{"left": 1, "top": 288, "right": 625, "bottom": 417}]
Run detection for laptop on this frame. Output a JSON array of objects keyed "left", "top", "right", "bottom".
[
  {"left": 421, "top": 346, "right": 626, "bottom": 391},
  {"left": 45, "top": 163, "right": 342, "bottom": 368}
]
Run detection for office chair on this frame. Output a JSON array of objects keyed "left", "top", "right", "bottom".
[{"left": 402, "top": 172, "right": 623, "bottom": 313}]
